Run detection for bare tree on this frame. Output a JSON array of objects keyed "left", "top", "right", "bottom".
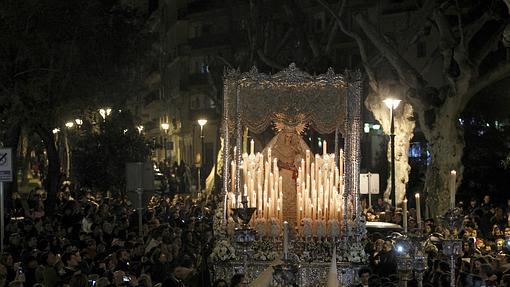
[{"left": 319, "top": 0, "right": 510, "bottom": 216}]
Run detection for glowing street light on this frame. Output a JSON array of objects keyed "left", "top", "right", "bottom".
[
  {"left": 161, "top": 122, "right": 170, "bottom": 132},
  {"left": 197, "top": 119, "right": 208, "bottom": 128},
  {"left": 65, "top": 122, "right": 74, "bottom": 128},
  {"left": 75, "top": 119, "right": 83, "bottom": 126},
  {"left": 52, "top": 128, "right": 60, "bottom": 134},
  {"left": 99, "top": 108, "right": 112, "bottom": 120},
  {"left": 383, "top": 98, "right": 401, "bottom": 208},
  {"left": 161, "top": 122, "right": 170, "bottom": 160},
  {"left": 197, "top": 119, "right": 207, "bottom": 193},
  {"left": 136, "top": 125, "right": 144, "bottom": 134}
]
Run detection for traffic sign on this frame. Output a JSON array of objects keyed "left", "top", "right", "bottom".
[{"left": 0, "top": 148, "right": 13, "bottom": 182}]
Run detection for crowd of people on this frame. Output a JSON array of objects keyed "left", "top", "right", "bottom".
[
  {"left": 361, "top": 195, "right": 510, "bottom": 287},
  {"left": 4, "top": 175, "right": 510, "bottom": 287},
  {"left": 0, "top": 185, "right": 225, "bottom": 287}
]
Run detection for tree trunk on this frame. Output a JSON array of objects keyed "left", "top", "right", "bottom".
[
  {"left": 423, "top": 104, "right": 464, "bottom": 218},
  {"left": 365, "top": 85, "right": 415, "bottom": 208},
  {"left": 38, "top": 126, "right": 61, "bottom": 216}
]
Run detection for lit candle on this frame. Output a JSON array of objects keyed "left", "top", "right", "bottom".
[
  {"left": 250, "top": 139, "right": 254, "bottom": 155},
  {"left": 403, "top": 198, "right": 408, "bottom": 234},
  {"left": 283, "top": 221, "right": 289, "bottom": 259},
  {"left": 450, "top": 170, "right": 456, "bottom": 209},
  {"left": 415, "top": 193, "right": 422, "bottom": 231}
]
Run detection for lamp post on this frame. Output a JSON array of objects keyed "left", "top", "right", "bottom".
[
  {"left": 161, "top": 123, "right": 170, "bottom": 161},
  {"left": 383, "top": 98, "right": 401, "bottom": 208},
  {"left": 197, "top": 119, "right": 207, "bottom": 193}
]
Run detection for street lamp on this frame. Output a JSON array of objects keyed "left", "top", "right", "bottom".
[
  {"left": 136, "top": 125, "right": 144, "bottom": 134},
  {"left": 74, "top": 119, "right": 83, "bottom": 126},
  {"left": 383, "top": 98, "right": 401, "bottom": 208},
  {"left": 161, "top": 123, "right": 170, "bottom": 161},
  {"left": 52, "top": 128, "right": 60, "bottom": 134},
  {"left": 99, "top": 108, "right": 112, "bottom": 121},
  {"left": 65, "top": 121, "right": 74, "bottom": 129},
  {"left": 197, "top": 119, "right": 207, "bottom": 193}
]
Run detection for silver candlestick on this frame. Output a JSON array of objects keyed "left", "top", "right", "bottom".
[
  {"left": 440, "top": 207, "right": 463, "bottom": 287},
  {"left": 231, "top": 196, "right": 257, "bottom": 281}
]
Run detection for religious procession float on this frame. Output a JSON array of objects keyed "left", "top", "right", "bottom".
[{"left": 211, "top": 64, "right": 366, "bottom": 286}]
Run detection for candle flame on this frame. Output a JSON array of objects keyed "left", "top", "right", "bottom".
[
  {"left": 415, "top": 193, "right": 420, "bottom": 198},
  {"left": 450, "top": 170, "right": 456, "bottom": 175}
]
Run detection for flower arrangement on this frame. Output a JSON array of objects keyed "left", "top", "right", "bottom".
[
  {"left": 251, "top": 240, "right": 279, "bottom": 261},
  {"left": 302, "top": 218, "right": 313, "bottom": 239},
  {"left": 255, "top": 218, "right": 266, "bottom": 239},
  {"left": 211, "top": 239, "right": 237, "bottom": 262},
  {"left": 213, "top": 207, "right": 226, "bottom": 238},
  {"left": 270, "top": 218, "right": 280, "bottom": 239},
  {"left": 328, "top": 220, "right": 340, "bottom": 238},
  {"left": 338, "top": 241, "right": 368, "bottom": 263}
]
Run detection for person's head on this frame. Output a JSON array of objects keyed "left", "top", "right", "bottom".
[
  {"left": 212, "top": 279, "right": 228, "bottom": 287},
  {"left": 116, "top": 249, "right": 129, "bottom": 262},
  {"left": 484, "top": 195, "right": 491, "bottom": 204},
  {"left": 230, "top": 273, "right": 245, "bottom": 287},
  {"left": 358, "top": 268, "right": 371, "bottom": 285},
  {"left": 383, "top": 240, "right": 393, "bottom": 252},
  {"left": 138, "top": 274, "right": 152, "bottom": 287},
  {"left": 69, "top": 273, "right": 88, "bottom": 287},
  {"left": 62, "top": 251, "right": 81, "bottom": 268},
  {"left": 112, "top": 270, "right": 126, "bottom": 286},
  {"left": 473, "top": 258, "right": 484, "bottom": 273},
  {"left": 95, "top": 277, "right": 111, "bottom": 287},
  {"left": 471, "top": 198, "right": 478, "bottom": 207},
  {"left": 0, "top": 253, "right": 13, "bottom": 266}
]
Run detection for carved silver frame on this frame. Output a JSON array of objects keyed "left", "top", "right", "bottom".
[{"left": 221, "top": 63, "right": 363, "bottom": 243}]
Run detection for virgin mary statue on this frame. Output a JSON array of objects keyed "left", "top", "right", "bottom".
[{"left": 263, "top": 119, "right": 309, "bottom": 228}]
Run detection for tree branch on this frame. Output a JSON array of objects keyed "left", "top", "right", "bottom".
[
  {"left": 462, "top": 62, "right": 510, "bottom": 109},
  {"left": 354, "top": 14, "right": 427, "bottom": 90},
  {"left": 316, "top": 0, "right": 378, "bottom": 91},
  {"left": 13, "top": 68, "right": 60, "bottom": 78},
  {"left": 401, "top": 0, "right": 436, "bottom": 45},
  {"left": 504, "top": 0, "right": 510, "bottom": 14},
  {"left": 283, "top": 0, "right": 320, "bottom": 58},
  {"left": 272, "top": 27, "right": 293, "bottom": 58},
  {"left": 420, "top": 47, "right": 440, "bottom": 75},
  {"left": 472, "top": 24, "right": 506, "bottom": 66},
  {"left": 464, "top": 12, "right": 493, "bottom": 44},
  {"left": 432, "top": 10, "right": 456, "bottom": 82}
]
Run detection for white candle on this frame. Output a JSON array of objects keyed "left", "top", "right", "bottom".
[
  {"left": 450, "top": 170, "right": 457, "bottom": 209},
  {"left": 323, "top": 140, "right": 327, "bottom": 155},
  {"left": 250, "top": 139, "right": 254, "bottom": 155},
  {"left": 339, "top": 149, "right": 344, "bottom": 177},
  {"left": 283, "top": 221, "right": 289, "bottom": 259},
  {"left": 415, "top": 193, "right": 422, "bottom": 230},
  {"left": 403, "top": 198, "right": 408, "bottom": 233}
]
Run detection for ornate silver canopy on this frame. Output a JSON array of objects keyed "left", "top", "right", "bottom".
[{"left": 224, "top": 63, "right": 349, "bottom": 135}]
